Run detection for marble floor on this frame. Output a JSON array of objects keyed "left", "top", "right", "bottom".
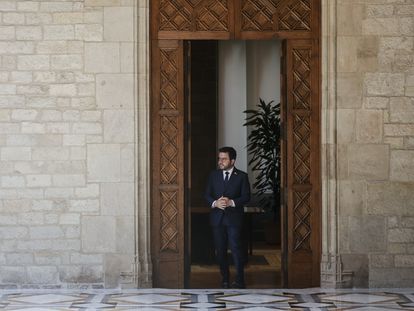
[{"left": 1, "top": 288, "right": 414, "bottom": 310}]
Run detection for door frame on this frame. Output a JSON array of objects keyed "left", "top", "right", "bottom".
[{"left": 150, "top": 0, "right": 322, "bottom": 288}]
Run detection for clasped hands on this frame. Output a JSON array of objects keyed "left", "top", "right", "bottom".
[{"left": 214, "top": 196, "right": 231, "bottom": 210}]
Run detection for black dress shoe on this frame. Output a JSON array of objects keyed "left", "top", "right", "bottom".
[
  {"left": 231, "top": 281, "right": 245, "bottom": 289},
  {"left": 222, "top": 282, "right": 229, "bottom": 289}
]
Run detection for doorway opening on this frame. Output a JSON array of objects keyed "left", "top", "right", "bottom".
[{"left": 185, "top": 40, "right": 283, "bottom": 289}]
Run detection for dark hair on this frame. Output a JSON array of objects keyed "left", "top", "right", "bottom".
[{"left": 219, "top": 146, "right": 237, "bottom": 161}]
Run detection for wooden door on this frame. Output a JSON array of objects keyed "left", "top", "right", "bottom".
[
  {"left": 151, "top": 0, "right": 321, "bottom": 288},
  {"left": 283, "top": 39, "right": 320, "bottom": 287},
  {"left": 151, "top": 39, "right": 185, "bottom": 288}
]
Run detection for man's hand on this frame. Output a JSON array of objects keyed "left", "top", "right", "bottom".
[{"left": 215, "top": 196, "right": 228, "bottom": 210}]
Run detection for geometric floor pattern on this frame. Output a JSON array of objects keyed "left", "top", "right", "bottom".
[{"left": 1, "top": 288, "right": 414, "bottom": 310}]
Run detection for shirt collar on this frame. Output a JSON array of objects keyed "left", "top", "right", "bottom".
[{"left": 223, "top": 167, "right": 234, "bottom": 177}]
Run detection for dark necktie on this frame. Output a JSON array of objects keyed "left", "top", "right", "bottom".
[{"left": 224, "top": 171, "right": 229, "bottom": 183}]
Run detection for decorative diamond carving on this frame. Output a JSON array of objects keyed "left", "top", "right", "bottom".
[
  {"left": 159, "top": 0, "right": 229, "bottom": 32},
  {"left": 160, "top": 191, "right": 178, "bottom": 252},
  {"left": 293, "top": 114, "right": 310, "bottom": 184},
  {"left": 160, "top": 116, "right": 178, "bottom": 184},
  {"left": 292, "top": 48, "right": 311, "bottom": 110},
  {"left": 279, "top": 0, "right": 311, "bottom": 31},
  {"left": 159, "top": 0, "right": 193, "bottom": 31},
  {"left": 160, "top": 49, "right": 178, "bottom": 110},
  {"left": 293, "top": 191, "right": 311, "bottom": 251},
  {"left": 241, "top": 0, "right": 280, "bottom": 31},
  {"left": 196, "top": 0, "right": 229, "bottom": 31}
]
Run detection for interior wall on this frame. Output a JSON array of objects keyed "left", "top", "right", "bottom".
[{"left": 218, "top": 41, "right": 281, "bottom": 177}]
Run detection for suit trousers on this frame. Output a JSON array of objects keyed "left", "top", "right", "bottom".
[{"left": 212, "top": 223, "right": 244, "bottom": 284}]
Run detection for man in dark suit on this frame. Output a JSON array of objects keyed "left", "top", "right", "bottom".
[{"left": 205, "top": 146, "right": 250, "bottom": 289}]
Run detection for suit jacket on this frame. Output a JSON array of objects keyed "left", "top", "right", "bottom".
[{"left": 205, "top": 168, "right": 250, "bottom": 226}]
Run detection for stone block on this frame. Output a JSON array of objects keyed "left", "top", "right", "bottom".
[
  {"left": 26, "top": 12, "right": 53, "bottom": 25},
  {"left": 75, "top": 24, "right": 103, "bottom": 41},
  {"left": 96, "top": 74, "right": 133, "bottom": 108},
  {"left": 0, "top": 96, "right": 25, "bottom": 108},
  {"left": 0, "top": 227, "right": 28, "bottom": 239},
  {"left": 348, "top": 216, "right": 387, "bottom": 253},
  {"left": 32, "top": 200, "right": 54, "bottom": 211},
  {"left": 78, "top": 83, "right": 95, "bottom": 96},
  {"left": 364, "top": 73, "right": 405, "bottom": 96},
  {"left": 337, "top": 3, "right": 363, "bottom": 36},
  {"left": 75, "top": 183, "right": 99, "bottom": 198},
  {"left": 400, "top": 17, "right": 414, "bottom": 36},
  {"left": 70, "top": 253, "right": 103, "bottom": 264},
  {"left": 87, "top": 144, "right": 120, "bottom": 182},
  {"left": 121, "top": 42, "right": 134, "bottom": 73},
  {"left": 17, "top": 2, "right": 39, "bottom": 11},
  {"left": 81, "top": 111, "right": 101, "bottom": 122},
  {"left": 30, "top": 226, "right": 64, "bottom": 239},
  {"left": 121, "top": 144, "right": 134, "bottom": 182},
  {"left": 49, "top": 84, "right": 77, "bottom": 96},
  {"left": 36, "top": 41, "right": 67, "bottom": 54},
  {"left": 370, "top": 268, "right": 414, "bottom": 287},
  {"left": 53, "top": 175, "right": 85, "bottom": 187},
  {"left": 27, "top": 266, "right": 58, "bottom": 284},
  {"left": 103, "top": 110, "right": 134, "bottom": 143},
  {"left": 44, "top": 25, "right": 74, "bottom": 40},
  {"left": 10, "top": 71, "right": 32, "bottom": 83},
  {"left": 341, "top": 254, "right": 368, "bottom": 288},
  {"left": 370, "top": 254, "right": 393, "bottom": 268},
  {"left": 362, "top": 18, "right": 399, "bottom": 36},
  {"left": 355, "top": 110, "right": 383, "bottom": 143},
  {"left": 59, "top": 213, "right": 80, "bottom": 225},
  {"left": 70, "top": 146, "right": 86, "bottom": 160},
  {"left": 52, "top": 12, "right": 83, "bottom": 24},
  {"left": 85, "top": 0, "right": 121, "bottom": 6},
  {"left": 65, "top": 226, "right": 80, "bottom": 238},
  {"left": 85, "top": 43, "right": 120, "bottom": 73},
  {"left": 17, "top": 55, "right": 49, "bottom": 70},
  {"left": 116, "top": 216, "right": 134, "bottom": 253},
  {"left": 367, "top": 182, "right": 414, "bottom": 216},
  {"left": 363, "top": 97, "right": 388, "bottom": 109},
  {"left": 348, "top": 144, "right": 389, "bottom": 180},
  {"left": 11, "top": 109, "right": 38, "bottom": 121},
  {"left": 389, "top": 229, "right": 414, "bottom": 243},
  {"left": 2, "top": 176, "right": 25, "bottom": 188},
  {"left": 390, "top": 97, "right": 414, "bottom": 123},
  {"left": 366, "top": 5, "right": 394, "bottom": 18},
  {"left": 72, "top": 123, "right": 102, "bottom": 134},
  {"left": 406, "top": 137, "right": 414, "bottom": 149},
  {"left": 16, "top": 26, "right": 42, "bottom": 40},
  {"left": 1, "top": 147, "right": 31, "bottom": 161},
  {"left": 395, "top": 255, "right": 414, "bottom": 267},
  {"left": 59, "top": 265, "right": 103, "bottom": 283},
  {"left": 0, "top": 26, "right": 15, "bottom": 40},
  {"left": 82, "top": 216, "right": 116, "bottom": 252},
  {"left": 69, "top": 199, "right": 99, "bottom": 213},
  {"left": 338, "top": 36, "right": 358, "bottom": 73},
  {"left": 391, "top": 150, "right": 414, "bottom": 182},
  {"left": 337, "top": 73, "right": 362, "bottom": 109},
  {"left": 385, "top": 124, "right": 414, "bottom": 136},
  {"left": 101, "top": 183, "right": 134, "bottom": 216},
  {"left": 63, "top": 135, "right": 85, "bottom": 146},
  {"left": 45, "top": 188, "right": 74, "bottom": 199},
  {"left": 51, "top": 55, "right": 82, "bottom": 70},
  {"left": 84, "top": 11, "right": 103, "bottom": 23},
  {"left": 32, "top": 147, "right": 69, "bottom": 161},
  {"left": 337, "top": 109, "right": 355, "bottom": 144},
  {"left": 339, "top": 180, "right": 365, "bottom": 216},
  {"left": 3, "top": 13, "right": 25, "bottom": 25},
  {"left": 6, "top": 253, "right": 33, "bottom": 265},
  {"left": 104, "top": 7, "right": 133, "bottom": 42},
  {"left": 0, "top": 267, "right": 25, "bottom": 284},
  {"left": 26, "top": 175, "right": 52, "bottom": 187},
  {"left": 40, "top": 2, "right": 73, "bottom": 12},
  {"left": 104, "top": 254, "right": 133, "bottom": 288}
]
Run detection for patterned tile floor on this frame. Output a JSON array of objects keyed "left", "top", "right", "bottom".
[{"left": 1, "top": 288, "right": 414, "bottom": 310}]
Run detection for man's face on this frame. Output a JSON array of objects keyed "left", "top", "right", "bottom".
[{"left": 218, "top": 152, "right": 235, "bottom": 170}]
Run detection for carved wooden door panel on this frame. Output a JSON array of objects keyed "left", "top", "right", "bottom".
[
  {"left": 152, "top": 0, "right": 234, "bottom": 40},
  {"left": 284, "top": 39, "right": 320, "bottom": 287},
  {"left": 151, "top": 40, "right": 185, "bottom": 288},
  {"left": 235, "top": 0, "right": 319, "bottom": 39}
]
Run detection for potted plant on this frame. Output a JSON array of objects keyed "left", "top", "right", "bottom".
[{"left": 244, "top": 98, "right": 281, "bottom": 244}]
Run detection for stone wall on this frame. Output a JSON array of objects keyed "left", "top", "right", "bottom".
[
  {"left": 336, "top": 0, "right": 414, "bottom": 287},
  {"left": 0, "top": 0, "right": 138, "bottom": 288}
]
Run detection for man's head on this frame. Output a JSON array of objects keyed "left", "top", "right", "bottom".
[{"left": 218, "top": 146, "right": 237, "bottom": 170}]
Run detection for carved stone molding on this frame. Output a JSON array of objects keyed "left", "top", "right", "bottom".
[{"left": 320, "top": 0, "right": 350, "bottom": 288}]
